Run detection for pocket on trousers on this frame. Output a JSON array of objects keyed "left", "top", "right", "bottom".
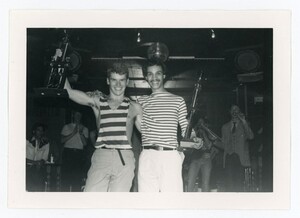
[{"left": 178, "top": 151, "right": 185, "bottom": 163}]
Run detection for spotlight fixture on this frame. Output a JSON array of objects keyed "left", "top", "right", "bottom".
[
  {"left": 211, "top": 29, "right": 216, "bottom": 39},
  {"left": 137, "top": 31, "right": 141, "bottom": 43}
]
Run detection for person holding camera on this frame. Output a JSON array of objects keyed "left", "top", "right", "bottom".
[
  {"left": 220, "top": 104, "right": 254, "bottom": 192},
  {"left": 61, "top": 110, "right": 89, "bottom": 191}
]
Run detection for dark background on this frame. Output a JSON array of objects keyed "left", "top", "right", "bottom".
[{"left": 26, "top": 28, "right": 273, "bottom": 191}]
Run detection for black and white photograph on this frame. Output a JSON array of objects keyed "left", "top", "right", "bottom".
[
  {"left": 7, "top": 10, "right": 291, "bottom": 210},
  {"left": 25, "top": 27, "right": 272, "bottom": 193}
]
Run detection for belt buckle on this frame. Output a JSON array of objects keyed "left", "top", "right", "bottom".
[
  {"left": 157, "top": 146, "right": 164, "bottom": 151},
  {"left": 152, "top": 145, "right": 162, "bottom": 151}
]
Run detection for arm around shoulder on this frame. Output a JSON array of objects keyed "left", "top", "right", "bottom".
[{"left": 130, "top": 101, "right": 143, "bottom": 132}]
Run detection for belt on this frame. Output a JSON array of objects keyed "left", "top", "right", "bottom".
[
  {"left": 100, "top": 147, "right": 132, "bottom": 150},
  {"left": 143, "top": 146, "right": 177, "bottom": 151},
  {"left": 100, "top": 147, "right": 132, "bottom": 166},
  {"left": 64, "top": 148, "right": 83, "bottom": 152}
]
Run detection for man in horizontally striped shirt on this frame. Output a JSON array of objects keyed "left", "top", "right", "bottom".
[
  {"left": 62, "top": 59, "right": 141, "bottom": 192},
  {"left": 137, "top": 61, "right": 203, "bottom": 192}
]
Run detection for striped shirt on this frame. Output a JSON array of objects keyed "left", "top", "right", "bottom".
[
  {"left": 137, "top": 92, "right": 188, "bottom": 148},
  {"left": 95, "top": 96, "right": 132, "bottom": 149}
]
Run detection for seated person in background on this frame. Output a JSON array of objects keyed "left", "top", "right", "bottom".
[
  {"left": 61, "top": 110, "right": 89, "bottom": 191},
  {"left": 26, "top": 122, "right": 50, "bottom": 191},
  {"left": 186, "top": 118, "right": 215, "bottom": 192}
]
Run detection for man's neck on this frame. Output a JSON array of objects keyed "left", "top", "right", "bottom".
[
  {"left": 152, "top": 87, "right": 167, "bottom": 93},
  {"left": 108, "top": 94, "right": 124, "bottom": 102},
  {"left": 74, "top": 120, "right": 81, "bottom": 125},
  {"left": 232, "top": 118, "right": 239, "bottom": 123}
]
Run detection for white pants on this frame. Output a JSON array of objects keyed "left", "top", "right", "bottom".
[{"left": 138, "top": 149, "right": 184, "bottom": 192}]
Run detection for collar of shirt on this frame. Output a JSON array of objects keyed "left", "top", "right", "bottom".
[{"left": 30, "top": 136, "right": 49, "bottom": 148}]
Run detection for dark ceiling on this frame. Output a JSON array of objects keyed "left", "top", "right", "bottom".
[
  {"left": 27, "top": 28, "right": 273, "bottom": 95},
  {"left": 28, "top": 28, "right": 270, "bottom": 56}
]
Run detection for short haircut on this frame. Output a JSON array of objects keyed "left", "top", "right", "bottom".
[
  {"left": 142, "top": 61, "right": 167, "bottom": 78},
  {"left": 71, "top": 110, "right": 83, "bottom": 121},
  {"left": 107, "top": 61, "right": 129, "bottom": 79},
  {"left": 198, "top": 116, "right": 209, "bottom": 124},
  {"left": 32, "top": 122, "right": 47, "bottom": 132},
  {"left": 230, "top": 104, "right": 241, "bottom": 111}
]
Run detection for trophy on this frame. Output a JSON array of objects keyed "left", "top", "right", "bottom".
[
  {"left": 180, "top": 72, "right": 204, "bottom": 149},
  {"left": 35, "top": 30, "right": 80, "bottom": 97}
]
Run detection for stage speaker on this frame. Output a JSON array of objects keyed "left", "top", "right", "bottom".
[{"left": 234, "top": 50, "right": 261, "bottom": 73}]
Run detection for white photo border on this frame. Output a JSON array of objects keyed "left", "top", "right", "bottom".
[{"left": 8, "top": 10, "right": 291, "bottom": 209}]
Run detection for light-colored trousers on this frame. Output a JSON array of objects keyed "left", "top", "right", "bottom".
[
  {"left": 138, "top": 149, "right": 185, "bottom": 192},
  {"left": 84, "top": 148, "right": 135, "bottom": 192}
]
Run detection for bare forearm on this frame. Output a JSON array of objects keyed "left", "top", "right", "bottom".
[
  {"left": 79, "top": 134, "right": 88, "bottom": 146},
  {"left": 90, "top": 131, "right": 97, "bottom": 146},
  {"left": 135, "top": 115, "right": 142, "bottom": 132},
  {"left": 64, "top": 79, "right": 94, "bottom": 107},
  {"left": 61, "top": 131, "right": 76, "bottom": 144},
  {"left": 202, "top": 133, "right": 212, "bottom": 149},
  {"left": 242, "top": 121, "right": 254, "bottom": 140},
  {"left": 213, "top": 140, "right": 223, "bottom": 150},
  {"left": 68, "top": 89, "right": 93, "bottom": 107},
  {"left": 130, "top": 102, "right": 142, "bottom": 132},
  {"left": 26, "top": 158, "right": 45, "bottom": 165}
]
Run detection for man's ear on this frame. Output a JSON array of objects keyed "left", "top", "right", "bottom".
[
  {"left": 126, "top": 78, "right": 129, "bottom": 86},
  {"left": 107, "top": 78, "right": 110, "bottom": 85}
]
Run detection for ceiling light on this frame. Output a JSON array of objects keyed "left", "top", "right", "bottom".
[
  {"left": 137, "top": 31, "right": 141, "bottom": 43},
  {"left": 211, "top": 29, "right": 216, "bottom": 39}
]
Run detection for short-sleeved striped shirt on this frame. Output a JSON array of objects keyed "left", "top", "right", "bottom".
[
  {"left": 95, "top": 96, "right": 132, "bottom": 149},
  {"left": 137, "top": 92, "right": 188, "bottom": 148}
]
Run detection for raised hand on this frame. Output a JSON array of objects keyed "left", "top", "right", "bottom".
[
  {"left": 53, "top": 48, "right": 63, "bottom": 61},
  {"left": 237, "top": 113, "right": 246, "bottom": 123},
  {"left": 78, "top": 124, "right": 84, "bottom": 134}
]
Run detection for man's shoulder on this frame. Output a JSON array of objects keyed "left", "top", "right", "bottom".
[
  {"left": 137, "top": 92, "right": 184, "bottom": 102},
  {"left": 61, "top": 123, "right": 74, "bottom": 132},
  {"left": 137, "top": 95, "right": 149, "bottom": 101},
  {"left": 123, "top": 96, "right": 131, "bottom": 102},
  {"left": 173, "top": 94, "right": 185, "bottom": 101},
  {"left": 129, "top": 100, "right": 142, "bottom": 112},
  {"left": 26, "top": 140, "right": 33, "bottom": 147},
  {"left": 164, "top": 92, "right": 184, "bottom": 100},
  {"left": 86, "top": 90, "right": 107, "bottom": 99},
  {"left": 63, "top": 123, "right": 73, "bottom": 127}
]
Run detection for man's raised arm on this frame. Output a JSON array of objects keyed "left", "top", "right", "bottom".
[{"left": 64, "top": 78, "right": 97, "bottom": 108}]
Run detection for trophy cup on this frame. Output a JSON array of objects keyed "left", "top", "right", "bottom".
[
  {"left": 35, "top": 30, "right": 78, "bottom": 97},
  {"left": 180, "top": 72, "right": 204, "bottom": 149}
]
